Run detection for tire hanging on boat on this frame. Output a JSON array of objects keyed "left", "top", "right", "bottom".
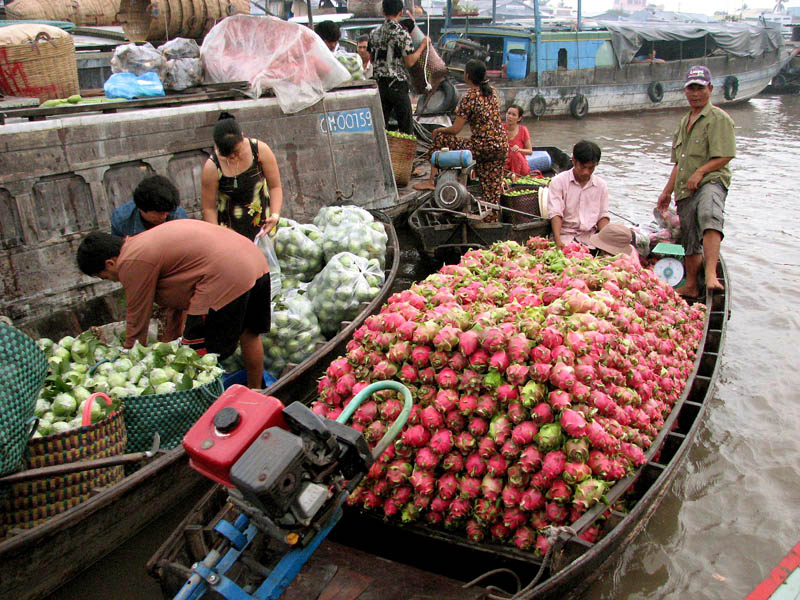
[
  {"left": 529, "top": 94, "right": 547, "bottom": 118},
  {"left": 647, "top": 81, "right": 664, "bottom": 103},
  {"left": 772, "top": 73, "right": 787, "bottom": 91},
  {"left": 569, "top": 94, "right": 588, "bottom": 119},
  {"left": 723, "top": 76, "right": 739, "bottom": 100}
]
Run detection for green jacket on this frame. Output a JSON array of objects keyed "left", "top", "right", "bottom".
[{"left": 671, "top": 102, "right": 736, "bottom": 201}]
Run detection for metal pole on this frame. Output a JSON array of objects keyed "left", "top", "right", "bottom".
[
  {"left": 445, "top": 0, "right": 451, "bottom": 30},
  {"left": 492, "top": 0, "right": 496, "bottom": 23},
  {"left": 534, "top": 0, "right": 543, "bottom": 87},
  {"left": 307, "top": 0, "right": 313, "bottom": 28},
  {"left": 577, "top": 0, "right": 582, "bottom": 31}
]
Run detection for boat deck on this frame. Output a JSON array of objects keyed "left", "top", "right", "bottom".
[{"left": 284, "top": 539, "right": 486, "bottom": 600}]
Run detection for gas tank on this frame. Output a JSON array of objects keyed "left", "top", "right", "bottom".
[
  {"left": 183, "top": 384, "right": 287, "bottom": 487},
  {"left": 431, "top": 149, "right": 473, "bottom": 169}
]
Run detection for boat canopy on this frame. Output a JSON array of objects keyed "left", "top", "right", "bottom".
[{"left": 600, "top": 22, "right": 784, "bottom": 68}]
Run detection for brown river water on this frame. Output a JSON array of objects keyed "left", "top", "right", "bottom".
[{"left": 50, "top": 93, "right": 800, "bottom": 599}]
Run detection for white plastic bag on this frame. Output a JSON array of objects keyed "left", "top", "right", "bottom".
[
  {"left": 255, "top": 232, "right": 282, "bottom": 300},
  {"left": 200, "top": 15, "right": 350, "bottom": 114},
  {"left": 272, "top": 218, "right": 324, "bottom": 283},
  {"left": 262, "top": 289, "right": 325, "bottom": 377},
  {"left": 307, "top": 252, "right": 385, "bottom": 337}
]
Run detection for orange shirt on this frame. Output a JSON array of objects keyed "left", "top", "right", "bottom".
[{"left": 117, "top": 220, "right": 268, "bottom": 347}]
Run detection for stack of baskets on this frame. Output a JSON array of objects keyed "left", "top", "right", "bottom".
[
  {"left": 386, "top": 131, "right": 417, "bottom": 187},
  {"left": 346, "top": 0, "right": 382, "bottom": 17},
  {"left": 117, "top": 0, "right": 250, "bottom": 42},
  {"left": 5, "top": 0, "right": 118, "bottom": 26},
  {"left": 0, "top": 24, "right": 79, "bottom": 102}
]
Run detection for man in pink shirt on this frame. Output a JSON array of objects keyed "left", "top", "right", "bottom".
[
  {"left": 547, "top": 140, "right": 610, "bottom": 250},
  {"left": 77, "top": 220, "right": 270, "bottom": 388}
]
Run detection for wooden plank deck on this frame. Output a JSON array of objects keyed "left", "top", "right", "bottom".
[{"left": 284, "top": 540, "right": 487, "bottom": 600}]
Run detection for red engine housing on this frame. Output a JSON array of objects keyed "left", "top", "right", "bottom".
[{"left": 182, "top": 384, "right": 287, "bottom": 487}]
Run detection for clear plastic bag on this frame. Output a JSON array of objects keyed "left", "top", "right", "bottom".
[
  {"left": 157, "top": 38, "right": 200, "bottom": 60},
  {"left": 110, "top": 42, "right": 166, "bottom": 76},
  {"left": 200, "top": 15, "right": 351, "bottom": 114},
  {"left": 313, "top": 205, "right": 374, "bottom": 230},
  {"left": 307, "top": 252, "right": 385, "bottom": 337},
  {"left": 162, "top": 58, "right": 203, "bottom": 91},
  {"left": 103, "top": 72, "right": 165, "bottom": 100},
  {"left": 320, "top": 220, "right": 388, "bottom": 266},
  {"left": 255, "top": 232, "right": 282, "bottom": 300},
  {"left": 262, "top": 289, "right": 325, "bottom": 377},
  {"left": 272, "top": 218, "right": 324, "bottom": 283}
]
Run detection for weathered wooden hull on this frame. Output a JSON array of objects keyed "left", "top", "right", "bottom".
[
  {"left": 0, "top": 220, "right": 400, "bottom": 600},
  {"left": 0, "top": 84, "right": 399, "bottom": 326},
  {"left": 460, "top": 52, "right": 784, "bottom": 118}
]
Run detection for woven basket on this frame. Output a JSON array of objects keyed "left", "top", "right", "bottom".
[
  {"left": 121, "top": 377, "right": 224, "bottom": 453},
  {"left": 117, "top": 0, "right": 250, "bottom": 42},
  {"left": 501, "top": 187, "right": 540, "bottom": 225},
  {"left": 0, "top": 24, "right": 79, "bottom": 101},
  {"left": 6, "top": 0, "right": 120, "bottom": 26},
  {"left": 0, "top": 407, "right": 126, "bottom": 538},
  {"left": 387, "top": 134, "right": 416, "bottom": 187},
  {"left": 408, "top": 45, "right": 448, "bottom": 95},
  {"left": 0, "top": 323, "right": 47, "bottom": 477}
]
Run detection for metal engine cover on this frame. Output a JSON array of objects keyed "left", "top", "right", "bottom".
[{"left": 434, "top": 170, "right": 471, "bottom": 211}]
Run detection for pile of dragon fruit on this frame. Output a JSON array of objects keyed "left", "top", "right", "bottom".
[{"left": 311, "top": 238, "right": 706, "bottom": 555}]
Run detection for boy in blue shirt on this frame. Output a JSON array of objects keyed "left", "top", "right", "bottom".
[{"left": 111, "top": 175, "right": 187, "bottom": 237}]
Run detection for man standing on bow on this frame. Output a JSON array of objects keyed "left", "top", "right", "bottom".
[{"left": 657, "top": 65, "right": 735, "bottom": 296}]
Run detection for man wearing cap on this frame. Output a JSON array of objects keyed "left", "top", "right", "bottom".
[{"left": 657, "top": 65, "right": 735, "bottom": 297}]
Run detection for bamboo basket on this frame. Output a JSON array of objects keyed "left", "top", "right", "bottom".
[
  {"left": 501, "top": 187, "right": 540, "bottom": 225},
  {"left": 0, "top": 24, "right": 79, "bottom": 102},
  {"left": 5, "top": 0, "right": 120, "bottom": 26},
  {"left": 387, "top": 133, "right": 416, "bottom": 187},
  {"left": 117, "top": 0, "right": 250, "bottom": 42}
]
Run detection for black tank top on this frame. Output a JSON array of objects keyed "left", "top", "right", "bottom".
[{"left": 211, "top": 138, "right": 269, "bottom": 240}]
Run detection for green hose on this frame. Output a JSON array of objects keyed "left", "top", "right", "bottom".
[{"left": 335, "top": 380, "right": 413, "bottom": 459}]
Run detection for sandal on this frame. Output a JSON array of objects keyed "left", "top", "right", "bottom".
[{"left": 412, "top": 182, "right": 435, "bottom": 191}]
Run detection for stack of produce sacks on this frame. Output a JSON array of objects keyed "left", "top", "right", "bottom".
[
  {"left": 310, "top": 238, "right": 706, "bottom": 554},
  {"left": 272, "top": 218, "right": 325, "bottom": 291},
  {"left": 33, "top": 332, "right": 223, "bottom": 437},
  {"left": 314, "top": 205, "right": 388, "bottom": 268},
  {"left": 262, "top": 289, "right": 326, "bottom": 378}
]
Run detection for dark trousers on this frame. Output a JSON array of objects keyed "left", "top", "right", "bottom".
[{"left": 377, "top": 77, "right": 413, "bottom": 135}]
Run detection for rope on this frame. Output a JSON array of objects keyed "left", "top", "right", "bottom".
[{"left": 462, "top": 525, "right": 577, "bottom": 600}]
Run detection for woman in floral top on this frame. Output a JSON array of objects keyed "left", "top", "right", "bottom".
[
  {"left": 414, "top": 59, "right": 507, "bottom": 210},
  {"left": 201, "top": 112, "right": 283, "bottom": 240}
]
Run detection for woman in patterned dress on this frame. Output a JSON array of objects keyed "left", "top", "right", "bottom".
[
  {"left": 201, "top": 112, "right": 283, "bottom": 239},
  {"left": 413, "top": 59, "right": 507, "bottom": 210}
]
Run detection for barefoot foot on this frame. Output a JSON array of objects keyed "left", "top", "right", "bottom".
[
  {"left": 412, "top": 181, "right": 435, "bottom": 191},
  {"left": 706, "top": 277, "right": 725, "bottom": 291}
]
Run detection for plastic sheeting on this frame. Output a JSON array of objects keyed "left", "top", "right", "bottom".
[
  {"left": 200, "top": 15, "right": 351, "bottom": 114},
  {"left": 601, "top": 21, "right": 784, "bottom": 68}
]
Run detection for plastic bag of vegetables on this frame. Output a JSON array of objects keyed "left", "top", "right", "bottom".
[
  {"left": 307, "top": 252, "right": 385, "bottom": 337},
  {"left": 262, "top": 289, "right": 325, "bottom": 377},
  {"left": 313, "top": 205, "right": 374, "bottom": 231},
  {"left": 320, "top": 219, "right": 388, "bottom": 266},
  {"left": 273, "top": 218, "right": 324, "bottom": 284}
]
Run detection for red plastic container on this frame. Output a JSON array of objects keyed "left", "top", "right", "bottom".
[{"left": 182, "top": 384, "right": 286, "bottom": 487}]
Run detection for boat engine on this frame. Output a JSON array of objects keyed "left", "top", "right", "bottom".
[
  {"left": 175, "top": 382, "right": 412, "bottom": 599},
  {"left": 431, "top": 149, "right": 476, "bottom": 212}
]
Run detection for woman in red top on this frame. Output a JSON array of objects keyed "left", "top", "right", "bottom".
[{"left": 504, "top": 104, "right": 533, "bottom": 176}]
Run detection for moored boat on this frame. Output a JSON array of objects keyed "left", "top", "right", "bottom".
[
  {"left": 146, "top": 238, "right": 730, "bottom": 599},
  {"left": 0, "top": 216, "right": 399, "bottom": 600},
  {"left": 437, "top": 18, "right": 787, "bottom": 118}
]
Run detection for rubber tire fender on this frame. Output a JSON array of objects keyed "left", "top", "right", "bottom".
[
  {"left": 772, "top": 73, "right": 787, "bottom": 90},
  {"left": 647, "top": 81, "right": 664, "bottom": 103},
  {"left": 419, "top": 78, "right": 458, "bottom": 114},
  {"left": 569, "top": 94, "right": 589, "bottom": 119},
  {"left": 529, "top": 94, "right": 547, "bottom": 117},
  {"left": 723, "top": 76, "right": 738, "bottom": 100}
]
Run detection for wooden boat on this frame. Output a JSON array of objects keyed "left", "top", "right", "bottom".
[
  {"left": 438, "top": 19, "right": 788, "bottom": 119},
  {"left": 0, "top": 218, "right": 400, "bottom": 600},
  {"left": 147, "top": 247, "right": 730, "bottom": 599},
  {"left": 745, "top": 540, "right": 800, "bottom": 600}
]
